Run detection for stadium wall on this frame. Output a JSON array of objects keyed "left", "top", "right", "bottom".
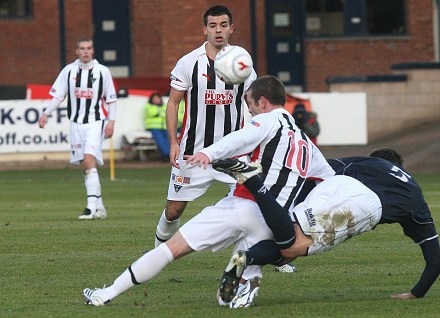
[{"left": 0, "top": 0, "right": 435, "bottom": 93}]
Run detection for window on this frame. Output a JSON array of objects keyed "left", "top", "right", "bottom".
[
  {"left": 0, "top": 0, "right": 32, "bottom": 18},
  {"left": 306, "top": 0, "right": 406, "bottom": 37},
  {"left": 366, "top": 0, "right": 405, "bottom": 34},
  {"left": 306, "top": 0, "right": 344, "bottom": 36}
]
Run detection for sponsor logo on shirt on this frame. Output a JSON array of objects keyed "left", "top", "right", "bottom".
[
  {"left": 204, "top": 90, "right": 234, "bottom": 105},
  {"left": 305, "top": 208, "right": 316, "bottom": 227},
  {"left": 250, "top": 120, "right": 260, "bottom": 127},
  {"left": 74, "top": 88, "right": 94, "bottom": 99}
]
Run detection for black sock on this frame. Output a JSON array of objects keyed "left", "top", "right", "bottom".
[
  {"left": 244, "top": 176, "right": 296, "bottom": 249},
  {"left": 246, "top": 240, "right": 284, "bottom": 265}
]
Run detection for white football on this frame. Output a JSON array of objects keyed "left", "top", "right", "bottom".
[{"left": 214, "top": 45, "right": 253, "bottom": 85}]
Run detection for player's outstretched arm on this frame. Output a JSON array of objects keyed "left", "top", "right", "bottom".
[{"left": 391, "top": 235, "right": 440, "bottom": 299}]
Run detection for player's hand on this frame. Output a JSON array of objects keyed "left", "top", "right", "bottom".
[
  {"left": 390, "top": 292, "right": 416, "bottom": 299},
  {"left": 184, "top": 153, "right": 210, "bottom": 169},
  {"left": 38, "top": 114, "right": 48, "bottom": 128},
  {"left": 170, "top": 142, "right": 180, "bottom": 168},
  {"left": 104, "top": 120, "right": 115, "bottom": 138}
]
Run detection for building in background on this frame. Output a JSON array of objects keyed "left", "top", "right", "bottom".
[{"left": 0, "top": 0, "right": 439, "bottom": 93}]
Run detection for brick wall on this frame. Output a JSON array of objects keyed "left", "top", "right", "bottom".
[
  {"left": 130, "top": 0, "right": 253, "bottom": 78},
  {"left": 306, "top": 0, "right": 435, "bottom": 92},
  {"left": 0, "top": 0, "right": 436, "bottom": 94},
  {"left": 0, "top": 0, "right": 93, "bottom": 85},
  {"left": 329, "top": 68, "right": 440, "bottom": 142}
]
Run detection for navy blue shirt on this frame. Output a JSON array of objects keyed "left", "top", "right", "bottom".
[
  {"left": 328, "top": 156, "right": 439, "bottom": 298},
  {"left": 328, "top": 156, "right": 435, "bottom": 243}
]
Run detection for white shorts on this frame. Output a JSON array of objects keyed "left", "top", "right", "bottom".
[
  {"left": 179, "top": 195, "right": 272, "bottom": 280},
  {"left": 167, "top": 159, "right": 236, "bottom": 201},
  {"left": 69, "top": 120, "right": 106, "bottom": 165},
  {"left": 292, "top": 175, "right": 382, "bottom": 255}
]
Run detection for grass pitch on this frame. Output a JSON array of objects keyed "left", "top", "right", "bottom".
[{"left": 1, "top": 166, "right": 439, "bottom": 317}]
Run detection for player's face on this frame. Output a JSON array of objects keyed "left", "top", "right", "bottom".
[
  {"left": 245, "top": 90, "right": 262, "bottom": 117},
  {"left": 203, "top": 15, "right": 234, "bottom": 50},
  {"left": 76, "top": 41, "right": 94, "bottom": 64}
]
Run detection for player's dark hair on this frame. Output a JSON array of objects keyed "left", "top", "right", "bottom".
[
  {"left": 247, "top": 75, "right": 286, "bottom": 106},
  {"left": 369, "top": 148, "right": 404, "bottom": 166},
  {"left": 203, "top": 5, "right": 233, "bottom": 26},
  {"left": 76, "top": 37, "right": 93, "bottom": 48}
]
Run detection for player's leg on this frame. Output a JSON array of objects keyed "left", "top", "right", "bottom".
[
  {"left": 216, "top": 198, "right": 274, "bottom": 305},
  {"left": 155, "top": 200, "right": 187, "bottom": 247},
  {"left": 83, "top": 197, "right": 266, "bottom": 306},
  {"left": 154, "top": 162, "right": 225, "bottom": 247},
  {"left": 83, "top": 233, "right": 192, "bottom": 306},
  {"left": 78, "top": 121, "right": 106, "bottom": 219},
  {"left": 292, "top": 175, "right": 382, "bottom": 256},
  {"left": 213, "top": 158, "right": 296, "bottom": 249}
]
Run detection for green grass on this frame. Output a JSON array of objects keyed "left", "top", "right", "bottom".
[{"left": 1, "top": 167, "right": 440, "bottom": 317}]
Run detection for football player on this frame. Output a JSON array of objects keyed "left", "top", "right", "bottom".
[{"left": 215, "top": 148, "right": 439, "bottom": 307}]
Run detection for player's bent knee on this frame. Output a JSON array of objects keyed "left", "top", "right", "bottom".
[{"left": 165, "top": 201, "right": 188, "bottom": 220}]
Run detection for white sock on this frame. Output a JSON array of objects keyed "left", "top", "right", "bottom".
[
  {"left": 96, "top": 196, "right": 105, "bottom": 209},
  {"left": 103, "top": 244, "right": 174, "bottom": 300},
  {"left": 84, "top": 168, "right": 101, "bottom": 211},
  {"left": 155, "top": 209, "right": 180, "bottom": 247}
]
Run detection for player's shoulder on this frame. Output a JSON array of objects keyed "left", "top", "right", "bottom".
[
  {"left": 250, "top": 109, "right": 285, "bottom": 127},
  {"left": 62, "top": 60, "right": 79, "bottom": 71},
  {"left": 92, "top": 60, "right": 111, "bottom": 72},
  {"left": 178, "top": 43, "right": 206, "bottom": 63}
]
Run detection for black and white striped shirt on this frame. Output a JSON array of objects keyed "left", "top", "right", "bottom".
[
  {"left": 49, "top": 59, "right": 117, "bottom": 124},
  {"left": 202, "top": 108, "right": 335, "bottom": 213},
  {"left": 170, "top": 42, "right": 257, "bottom": 156}
]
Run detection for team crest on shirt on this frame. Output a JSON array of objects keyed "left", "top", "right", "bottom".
[{"left": 204, "top": 90, "right": 234, "bottom": 105}]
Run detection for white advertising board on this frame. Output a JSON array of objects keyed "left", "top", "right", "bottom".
[
  {"left": 294, "top": 92, "right": 368, "bottom": 145},
  {"left": 0, "top": 92, "right": 367, "bottom": 154},
  {"left": 0, "top": 96, "right": 149, "bottom": 154}
]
